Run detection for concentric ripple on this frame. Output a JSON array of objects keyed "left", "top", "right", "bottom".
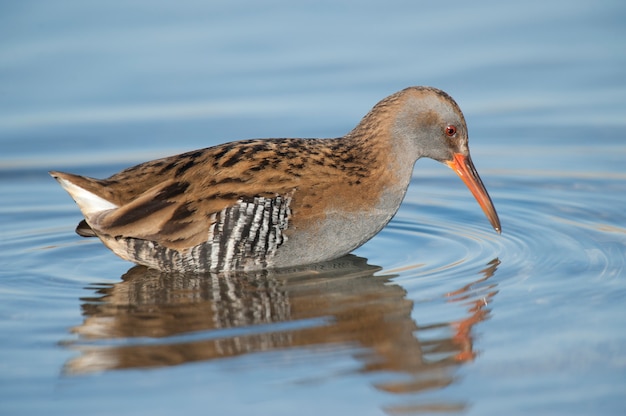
[{"left": 364, "top": 169, "right": 626, "bottom": 295}]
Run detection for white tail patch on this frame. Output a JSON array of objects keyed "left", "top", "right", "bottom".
[{"left": 55, "top": 176, "right": 118, "bottom": 216}]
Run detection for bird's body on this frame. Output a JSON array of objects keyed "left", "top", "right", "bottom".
[{"left": 51, "top": 86, "right": 500, "bottom": 273}]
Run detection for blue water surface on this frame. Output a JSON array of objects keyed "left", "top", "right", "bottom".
[{"left": 1, "top": 1, "right": 625, "bottom": 415}]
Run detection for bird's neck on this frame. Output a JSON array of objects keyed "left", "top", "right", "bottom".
[{"left": 344, "top": 111, "right": 417, "bottom": 195}]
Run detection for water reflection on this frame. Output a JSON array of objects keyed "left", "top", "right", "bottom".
[{"left": 65, "top": 255, "right": 499, "bottom": 411}]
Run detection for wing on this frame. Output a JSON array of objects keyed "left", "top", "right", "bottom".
[
  {"left": 52, "top": 137, "right": 345, "bottom": 253},
  {"left": 55, "top": 173, "right": 299, "bottom": 252},
  {"left": 91, "top": 178, "right": 272, "bottom": 250},
  {"left": 92, "top": 180, "right": 199, "bottom": 246}
]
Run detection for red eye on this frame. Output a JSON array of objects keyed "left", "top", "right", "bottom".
[{"left": 445, "top": 125, "right": 457, "bottom": 137}]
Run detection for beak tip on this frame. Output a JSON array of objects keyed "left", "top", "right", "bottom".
[{"left": 489, "top": 217, "right": 501, "bottom": 235}]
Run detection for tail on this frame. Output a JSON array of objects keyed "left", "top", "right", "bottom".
[{"left": 50, "top": 171, "right": 119, "bottom": 236}]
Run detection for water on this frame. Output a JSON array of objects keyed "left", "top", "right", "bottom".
[{"left": 1, "top": 1, "right": 625, "bottom": 415}]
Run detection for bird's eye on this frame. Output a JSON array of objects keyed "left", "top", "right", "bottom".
[{"left": 445, "top": 125, "right": 457, "bottom": 137}]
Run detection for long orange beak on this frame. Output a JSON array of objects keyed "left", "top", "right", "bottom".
[{"left": 445, "top": 153, "right": 501, "bottom": 234}]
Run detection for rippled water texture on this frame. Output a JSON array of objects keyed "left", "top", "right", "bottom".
[{"left": 1, "top": 1, "right": 626, "bottom": 415}]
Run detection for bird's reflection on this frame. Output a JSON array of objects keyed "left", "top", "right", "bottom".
[{"left": 65, "top": 255, "right": 499, "bottom": 412}]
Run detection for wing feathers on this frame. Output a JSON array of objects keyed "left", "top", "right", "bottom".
[
  {"left": 50, "top": 140, "right": 317, "bottom": 254},
  {"left": 96, "top": 180, "right": 221, "bottom": 249},
  {"left": 52, "top": 171, "right": 243, "bottom": 250}
]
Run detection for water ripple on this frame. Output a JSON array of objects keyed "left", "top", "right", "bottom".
[{"left": 380, "top": 170, "right": 626, "bottom": 293}]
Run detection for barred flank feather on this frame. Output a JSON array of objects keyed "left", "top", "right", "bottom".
[{"left": 117, "top": 194, "right": 292, "bottom": 273}]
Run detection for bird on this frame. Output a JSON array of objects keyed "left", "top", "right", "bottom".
[{"left": 50, "top": 86, "right": 501, "bottom": 273}]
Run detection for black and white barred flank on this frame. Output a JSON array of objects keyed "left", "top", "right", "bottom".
[{"left": 118, "top": 194, "right": 293, "bottom": 273}]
